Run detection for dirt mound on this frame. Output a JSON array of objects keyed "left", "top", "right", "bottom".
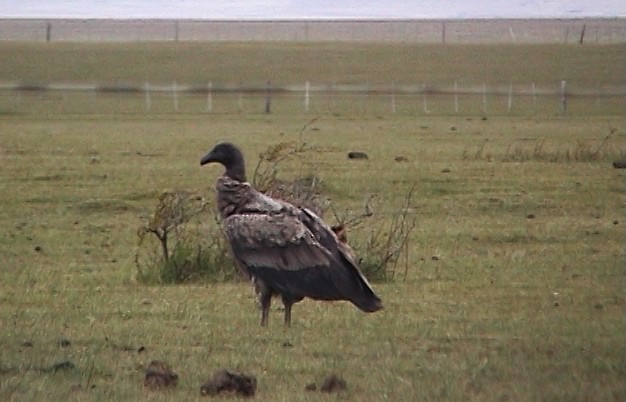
[
  {"left": 612, "top": 159, "right": 626, "bottom": 169},
  {"left": 348, "top": 151, "right": 368, "bottom": 160},
  {"left": 306, "top": 373, "right": 347, "bottom": 393},
  {"left": 144, "top": 360, "right": 178, "bottom": 389},
  {"left": 200, "top": 369, "right": 257, "bottom": 397}
]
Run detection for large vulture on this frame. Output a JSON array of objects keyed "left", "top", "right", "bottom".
[{"left": 200, "top": 142, "right": 383, "bottom": 327}]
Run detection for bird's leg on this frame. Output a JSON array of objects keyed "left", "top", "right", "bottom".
[
  {"left": 282, "top": 297, "right": 293, "bottom": 328},
  {"left": 259, "top": 289, "right": 272, "bottom": 327}
]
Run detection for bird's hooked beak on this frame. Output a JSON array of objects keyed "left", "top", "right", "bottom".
[{"left": 200, "top": 150, "right": 215, "bottom": 166}]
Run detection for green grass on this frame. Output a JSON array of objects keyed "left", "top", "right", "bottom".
[
  {"left": 0, "top": 42, "right": 624, "bottom": 401},
  {"left": 1, "top": 42, "right": 624, "bottom": 86}
]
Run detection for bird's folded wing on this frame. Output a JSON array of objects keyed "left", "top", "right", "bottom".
[
  {"left": 223, "top": 213, "right": 331, "bottom": 271},
  {"left": 300, "top": 208, "right": 358, "bottom": 265},
  {"left": 300, "top": 207, "right": 378, "bottom": 292}
]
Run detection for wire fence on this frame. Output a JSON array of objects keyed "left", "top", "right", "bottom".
[
  {"left": 1, "top": 18, "right": 625, "bottom": 43},
  {"left": 0, "top": 81, "right": 624, "bottom": 117}
]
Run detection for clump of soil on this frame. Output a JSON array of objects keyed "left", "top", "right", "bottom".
[
  {"left": 144, "top": 360, "right": 178, "bottom": 389},
  {"left": 306, "top": 373, "right": 347, "bottom": 393},
  {"left": 348, "top": 151, "right": 369, "bottom": 160},
  {"left": 42, "top": 360, "right": 76, "bottom": 373},
  {"left": 200, "top": 369, "right": 257, "bottom": 397}
]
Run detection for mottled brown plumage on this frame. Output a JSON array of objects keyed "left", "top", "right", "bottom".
[{"left": 200, "top": 142, "right": 382, "bottom": 327}]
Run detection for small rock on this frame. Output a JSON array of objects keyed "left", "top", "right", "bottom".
[
  {"left": 594, "top": 303, "right": 603, "bottom": 310},
  {"left": 34, "top": 246, "right": 42, "bottom": 252},
  {"left": 526, "top": 214, "right": 535, "bottom": 219},
  {"left": 21, "top": 341, "right": 34, "bottom": 348},
  {"left": 138, "top": 346, "right": 146, "bottom": 354},
  {"left": 394, "top": 156, "right": 408, "bottom": 162},
  {"left": 441, "top": 168, "right": 450, "bottom": 173},
  {"left": 58, "top": 338, "right": 71, "bottom": 348},
  {"left": 305, "top": 383, "right": 317, "bottom": 391}
]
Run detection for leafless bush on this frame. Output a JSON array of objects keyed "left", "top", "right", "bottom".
[
  {"left": 135, "top": 190, "right": 238, "bottom": 284},
  {"left": 329, "top": 186, "right": 417, "bottom": 282},
  {"left": 463, "top": 134, "right": 624, "bottom": 163},
  {"left": 252, "top": 117, "right": 328, "bottom": 216}
]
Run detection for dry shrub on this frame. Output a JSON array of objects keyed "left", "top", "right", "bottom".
[
  {"left": 464, "top": 134, "right": 624, "bottom": 163},
  {"left": 135, "top": 191, "right": 238, "bottom": 284},
  {"left": 329, "top": 187, "right": 417, "bottom": 282},
  {"left": 252, "top": 118, "right": 328, "bottom": 216}
]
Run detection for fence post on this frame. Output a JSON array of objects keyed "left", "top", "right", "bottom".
[
  {"left": 579, "top": 24, "right": 586, "bottom": 45},
  {"left": 361, "top": 83, "right": 369, "bottom": 114},
  {"left": 206, "top": 81, "right": 213, "bottom": 113},
  {"left": 238, "top": 83, "right": 243, "bottom": 112},
  {"left": 442, "top": 21, "right": 446, "bottom": 44},
  {"left": 509, "top": 27, "right": 516, "bottom": 42},
  {"left": 144, "top": 82, "right": 151, "bottom": 111},
  {"left": 422, "top": 84, "right": 430, "bottom": 114},
  {"left": 390, "top": 82, "right": 396, "bottom": 114},
  {"left": 172, "top": 81, "right": 179, "bottom": 112},
  {"left": 507, "top": 83, "right": 513, "bottom": 113},
  {"left": 531, "top": 82, "right": 536, "bottom": 110},
  {"left": 265, "top": 80, "right": 272, "bottom": 114},
  {"left": 560, "top": 80, "right": 567, "bottom": 115},
  {"left": 46, "top": 22, "right": 52, "bottom": 42},
  {"left": 304, "top": 81, "right": 310, "bottom": 112},
  {"left": 482, "top": 82, "right": 488, "bottom": 115},
  {"left": 454, "top": 81, "right": 459, "bottom": 114}
]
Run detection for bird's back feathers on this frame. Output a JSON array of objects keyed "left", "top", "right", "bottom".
[{"left": 215, "top": 174, "right": 381, "bottom": 312}]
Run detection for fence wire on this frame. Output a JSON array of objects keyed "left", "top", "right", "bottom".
[
  {"left": 0, "top": 82, "right": 624, "bottom": 117},
  {"left": 1, "top": 18, "right": 625, "bottom": 43}
]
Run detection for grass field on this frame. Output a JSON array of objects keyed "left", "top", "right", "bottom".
[
  {"left": 0, "top": 42, "right": 624, "bottom": 401},
  {"left": 1, "top": 42, "right": 624, "bottom": 86}
]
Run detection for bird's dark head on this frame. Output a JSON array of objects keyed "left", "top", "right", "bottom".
[{"left": 200, "top": 142, "right": 247, "bottom": 182}]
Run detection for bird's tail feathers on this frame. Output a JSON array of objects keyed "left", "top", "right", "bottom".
[{"left": 353, "top": 295, "right": 383, "bottom": 313}]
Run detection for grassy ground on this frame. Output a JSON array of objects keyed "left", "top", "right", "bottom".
[
  {"left": 0, "top": 42, "right": 624, "bottom": 87},
  {"left": 0, "top": 43, "right": 624, "bottom": 401}
]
